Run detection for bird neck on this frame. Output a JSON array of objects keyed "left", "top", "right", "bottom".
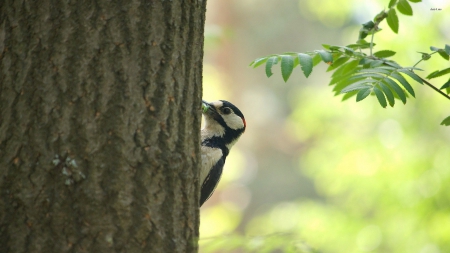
[{"left": 201, "top": 136, "right": 230, "bottom": 157}]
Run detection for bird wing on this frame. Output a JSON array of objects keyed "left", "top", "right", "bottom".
[{"left": 200, "top": 157, "right": 225, "bottom": 206}]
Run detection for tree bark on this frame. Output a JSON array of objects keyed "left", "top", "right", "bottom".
[{"left": 0, "top": 0, "right": 205, "bottom": 252}]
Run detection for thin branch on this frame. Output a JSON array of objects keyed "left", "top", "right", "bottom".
[
  {"left": 419, "top": 76, "right": 450, "bottom": 101},
  {"left": 413, "top": 52, "right": 437, "bottom": 68},
  {"left": 369, "top": 31, "right": 375, "bottom": 56},
  {"left": 412, "top": 59, "right": 423, "bottom": 68}
]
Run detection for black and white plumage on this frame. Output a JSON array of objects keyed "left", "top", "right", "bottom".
[{"left": 200, "top": 100, "right": 246, "bottom": 206}]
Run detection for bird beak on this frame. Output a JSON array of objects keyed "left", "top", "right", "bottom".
[
  {"left": 201, "top": 100, "right": 220, "bottom": 120},
  {"left": 202, "top": 100, "right": 210, "bottom": 114}
]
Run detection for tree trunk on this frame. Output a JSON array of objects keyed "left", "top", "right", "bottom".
[{"left": 0, "top": 0, "right": 205, "bottom": 252}]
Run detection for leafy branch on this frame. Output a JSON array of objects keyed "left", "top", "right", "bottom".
[{"left": 250, "top": 0, "right": 450, "bottom": 126}]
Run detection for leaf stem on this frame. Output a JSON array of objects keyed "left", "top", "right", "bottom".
[
  {"left": 419, "top": 76, "right": 450, "bottom": 101},
  {"left": 412, "top": 52, "right": 437, "bottom": 67},
  {"left": 412, "top": 59, "right": 423, "bottom": 68},
  {"left": 410, "top": 52, "right": 449, "bottom": 100},
  {"left": 370, "top": 32, "right": 375, "bottom": 56}
]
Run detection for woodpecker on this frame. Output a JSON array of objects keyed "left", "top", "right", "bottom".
[{"left": 200, "top": 100, "right": 246, "bottom": 206}]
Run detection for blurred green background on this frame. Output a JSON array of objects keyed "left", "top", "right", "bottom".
[{"left": 199, "top": 0, "right": 450, "bottom": 252}]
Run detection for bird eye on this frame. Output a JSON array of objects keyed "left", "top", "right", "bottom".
[{"left": 222, "top": 107, "right": 232, "bottom": 115}]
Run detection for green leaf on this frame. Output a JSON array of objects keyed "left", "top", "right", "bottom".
[
  {"left": 359, "top": 67, "right": 393, "bottom": 75},
  {"left": 356, "top": 88, "right": 371, "bottom": 102},
  {"left": 342, "top": 90, "right": 358, "bottom": 101},
  {"left": 404, "top": 66, "right": 424, "bottom": 71},
  {"left": 397, "top": 0, "right": 413, "bottom": 15},
  {"left": 322, "top": 44, "right": 331, "bottom": 50},
  {"left": 398, "top": 69, "right": 423, "bottom": 84},
  {"left": 373, "top": 87, "right": 387, "bottom": 108},
  {"left": 353, "top": 72, "right": 385, "bottom": 80},
  {"left": 356, "top": 39, "right": 375, "bottom": 49},
  {"left": 265, "top": 56, "right": 278, "bottom": 78},
  {"left": 359, "top": 29, "right": 369, "bottom": 40},
  {"left": 440, "top": 79, "right": 450, "bottom": 90},
  {"left": 426, "top": 70, "right": 439, "bottom": 79},
  {"left": 340, "top": 80, "right": 374, "bottom": 93},
  {"left": 378, "top": 83, "right": 395, "bottom": 106},
  {"left": 333, "top": 75, "right": 361, "bottom": 93},
  {"left": 408, "top": 0, "right": 421, "bottom": 2},
  {"left": 419, "top": 52, "right": 432, "bottom": 60},
  {"left": 343, "top": 46, "right": 355, "bottom": 55},
  {"left": 370, "top": 60, "right": 384, "bottom": 67},
  {"left": 329, "top": 45, "right": 343, "bottom": 52},
  {"left": 438, "top": 49, "right": 450, "bottom": 60},
  {"left": 331, "top": 60, "right": 360, "bottom": 78},
  {"left": 388, "top": 0, "right": 397, "bottom": 7},
  {"left": 383, "top": 78, "right": 407, "bottom": 104},
  {"left": 298, "top": 53, "right": 313, "bottom": 78},
  {"left": 293, "top": 55, "right": 299, "bottom": 68},
  {"left": 360, "top": 58, "right": 374, "bottom": 66},
  {"left": 445, "top": 44, "right": 450, "bottom": 55},
  {"left": 373, "top": 50, "right": 396, "bottom": 58},
  {"left": 281, "top": 55, "right": 294, "bottom": 82},
  {"left": 329, "top": 70, "right": 358, "bottom": 87},
  {"left": 390, "top": 73, "right": 415, "bottom": 97},
  {"left": 430, "top": 46, "right": 440, "bottom": 52},
  {"left": 346, "top": 40, "right": 376, "bottom": 50},
  {"left": 387, "top": 8, "right": 399, "bottom": 33},
  {"left": 441, "top": 116, "right": 450, "bottom": 126},
  {"left": 316, "top": 50, "right": 333, "bottom": 64},
  {"left": 312, "top": 53, "right": 322, "bottom": 66},
  {"left": 250, "top": 57, "right": 268, "bottom": 68},
  {"left": 327, "top": 57, "right": 350, "bottom": 72},
  {"left": 384, "top": 60, "right": 402, "bottom": 68},
  {"left": 427, "top": 68, "right": 450, "bottom": 79}
]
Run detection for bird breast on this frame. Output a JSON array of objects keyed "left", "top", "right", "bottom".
[{"left": 200, "top": 146, "right": 223, "bottom": 183}]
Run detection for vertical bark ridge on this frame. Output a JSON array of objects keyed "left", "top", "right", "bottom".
[{"left": 0, "top": 0, "right": 205, "bottom": 252}]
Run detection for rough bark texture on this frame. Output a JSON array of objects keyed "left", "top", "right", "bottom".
[{"left": 0, "top": 0, "right": 205, "bottom": 252}]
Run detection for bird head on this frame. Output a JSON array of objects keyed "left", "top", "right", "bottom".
[{"left": 201, "top": 100, "right": 246, "bottom": 148}]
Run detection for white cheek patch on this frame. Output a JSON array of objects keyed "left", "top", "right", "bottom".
[
  {"left": 200, "top": 146, "right": 223, "bottom": 183},
  {"left": 223, "top": 114, "right": 245, "bottom": 130},
  {"left": 202, "top": 117, "right": 225, "bottom": 138}
]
